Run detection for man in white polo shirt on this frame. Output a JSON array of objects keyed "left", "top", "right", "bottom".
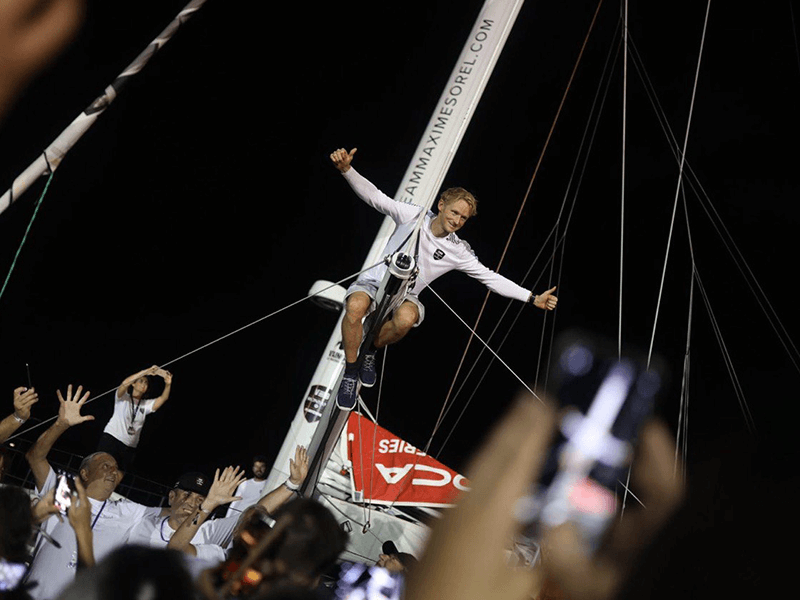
[
  {"left": 128, "top": 446, "right": 308, "bottom": 561},
  {"left": 24, "top": 385, "right": 161, "bottom": 600}
]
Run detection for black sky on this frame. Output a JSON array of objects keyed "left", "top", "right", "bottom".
[{"left": 0, "top": 0, "right": 798, "bottom": 593}]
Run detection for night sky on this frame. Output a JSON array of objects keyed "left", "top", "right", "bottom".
[{"left": 0, "top": 0, "right": 797, "bottom": 594}]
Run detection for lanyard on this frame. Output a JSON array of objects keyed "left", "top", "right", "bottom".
[{"left": 91, "top": 501, "right": 107, "bottom": 530}]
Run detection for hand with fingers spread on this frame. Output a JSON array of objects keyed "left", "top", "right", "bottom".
[
  {"left": 203, "top": 466, "right": 246, "bottom": 512},
  {"left": 288, "top": 445, "right": 309, "bottom": 487},
  {"left": 532, "top": 286, "right": 558, "bottom": 311},
  {"left": 167, "top": 466, "right": 245, "bottom": 557},
  {"left": 56, "top": 384, "right": 93, "bottom": 428},
  {"left": 330, "top": 147, "right": 357, "bottom": 173}
]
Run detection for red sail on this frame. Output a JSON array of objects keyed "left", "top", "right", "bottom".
[{"left": 346, "top": 413, "right": 469, "bottom": 507}]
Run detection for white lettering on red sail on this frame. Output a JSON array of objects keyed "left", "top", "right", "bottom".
[{"left": 347, "top": 413, "right": 469, "bottom": 507}]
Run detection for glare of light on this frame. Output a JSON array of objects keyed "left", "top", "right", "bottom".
[{"left": 562, "top": 344, "right": 593, "bottom": 377}]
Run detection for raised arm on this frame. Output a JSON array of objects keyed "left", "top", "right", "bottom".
[
  {"left": 117, "top": 365, "right": 158, "bottom": 398},
  {"left": 330, "top": 147, "right": 357, "bottom": 173},
  {"left": 167, "top": 466, "right": 245, "bottom": 557},
  {"left": 258, "top": 445, "right": 308, "bottom": 515},
  {"left": 0, "top": 386, "right": 38, "bottom": 443},
  {"left": 25, "top": 384, "right": 93, "bottom": 491},
  {"left": 151, "top": 368, "right": 172, "bottom": 412}
]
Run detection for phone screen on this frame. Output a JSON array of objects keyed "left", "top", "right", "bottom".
[
  {"left": 516, "top": 329, "right": 666, "bottom": 554},
  {"left": 54, "top": 473, "right": 75, "bottom": 515}
]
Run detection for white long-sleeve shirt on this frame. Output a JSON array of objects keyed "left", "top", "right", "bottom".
[{"left": 343, "top": 168, "right": 532, "bottom": 303}]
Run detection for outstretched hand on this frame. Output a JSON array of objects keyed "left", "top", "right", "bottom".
[
  {"left": 56, "top": 384, "right": 93, "bottom": 428},
  {"left": 288, "top": 445, "right": 309, "bottom": 486},
  {"left": 13, "top": 386, "right": 38, "bottom": 420},
  {"left": 330, "top": 147, "right": 357, "bottom": 173},
  {"left": 533, "top": 286, "right": 558, "bottom": 311},
  {"left": 204, "top": 466, "right": 245, "bottom": 510}
]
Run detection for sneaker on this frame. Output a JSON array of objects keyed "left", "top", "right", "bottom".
[
  {"left": 359, "top": 350, "right": 378, "bottom": 388},
  {"left": 336, "top": 371, "right": 359, "bottom": 411}
]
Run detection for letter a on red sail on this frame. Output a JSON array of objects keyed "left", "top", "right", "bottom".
[{"left": 346, "top": 413, "right": 469, "bottom": 507}]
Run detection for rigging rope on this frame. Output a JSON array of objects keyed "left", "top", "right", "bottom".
[
  {"left": 622, "top": 0, "right": 712, "bottom": 521},
  {"left": 432, "top": 19, "right": 624, "bottom": 458},
  {"left": 618, "top": 0, "right": 628, "bottom": 360},
  {"left": 646, "top": 0, "right": 712, "bottom": 369},
  {"left": 627, "top": 32, "right": 800, "bottom": 375},
  {"left": 0, "top": 172, "right": 54, "bottom": 304},
  {"left": 428, "top": 0, "right": 607, "bottom": 451},
  {"left": 676, "top": 188, "right": 696, "bottom": 479},
  {"left": 6, "top": 260, "right": 385, "bottom": 443}
]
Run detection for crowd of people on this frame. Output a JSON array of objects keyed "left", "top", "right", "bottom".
[
  {"left": 0, "top": 2, "right": 687, "bottom": 598},
  {"left": 0, "top": 369, "right": 685, "bottom": 600}
]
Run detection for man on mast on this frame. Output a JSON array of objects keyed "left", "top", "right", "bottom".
[{"left": 330, "top": 147, "right": 558, "bottom": 409}]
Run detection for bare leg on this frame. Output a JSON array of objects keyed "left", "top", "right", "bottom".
[
  {"left": 374, "top": 301, "right": 419, "bottom": 349},
  {"left": 341, "top": 292, "right": 372, "bottom": 363}
]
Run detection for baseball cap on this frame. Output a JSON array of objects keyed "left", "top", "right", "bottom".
[{"left": 173, "top": 472, "right": 211, "bottom": 495}]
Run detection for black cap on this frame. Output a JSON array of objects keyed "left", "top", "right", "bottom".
[
  {"left": 382, "top": 540, "right": 418, "bottom": 570},
  {"left": 173, "top": 472, "right": 211, "bottom": 495},
  {"left": 382, "top": 540, "right": 399, "bottom": 555}
]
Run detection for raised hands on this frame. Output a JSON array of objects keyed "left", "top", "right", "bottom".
[
  {"left": 288, "top": 445, "right": 309, "bottom": 487},
  {"left": 56, "top": 384, "right": 93, "bottom": 428},
  {"left": 13, "top": 386, "right": 38, "bottom": 421},
  {"left": 204, "top": 466, "right": 246, "bottom": 511},
  {"left": 330, "top": 147, "right": 357, "bottom": 173}
]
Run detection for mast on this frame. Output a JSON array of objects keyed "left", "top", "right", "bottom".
[
  {"left": 265, "top": 0, "right": 528, "bottom": 494},
  {"left": 0, "top": 0, "right": 210, "bottom": 218}
]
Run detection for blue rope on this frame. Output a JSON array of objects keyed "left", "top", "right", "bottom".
[{"left": 0, "top": 171, "right": 55, "bottom": 303}]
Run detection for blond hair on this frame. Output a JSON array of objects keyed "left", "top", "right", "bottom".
[{"left": 439, "top": 187, "right": 478, "bottom": 217}]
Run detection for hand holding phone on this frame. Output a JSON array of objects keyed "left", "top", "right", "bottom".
[{"left": 54, "top": 472, "right": 77, "bottom": 515}]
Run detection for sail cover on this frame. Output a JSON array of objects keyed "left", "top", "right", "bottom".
[{"left": 346, "top": 413, "right": 468, "bottom": 507}]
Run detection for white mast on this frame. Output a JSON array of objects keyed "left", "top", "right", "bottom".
[{"left": 265, "top": 0, "right": 527, "bottom": 494}]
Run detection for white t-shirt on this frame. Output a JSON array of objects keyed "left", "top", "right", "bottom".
[
  {"left": 127, "top": 511, "right": 237, "bottom": 563},
  {"left": 343, "top": 168, "right": 532, "bottom": 303},
  {"left": 26, "top": 467, "right": 161, "bottom": 600},
  {"left": 225, "top": 478, "right": 269, "bottom": 518},
  {"left": 102, "top": 391, "right": 157, "bottom": 447}
]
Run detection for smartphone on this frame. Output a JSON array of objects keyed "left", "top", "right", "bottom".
[
  {"left": 516, "top": 329, "right": 667, "bottom": 555},
  {"left": 54, "top": 472, "right": 77, "bottom": 515}
]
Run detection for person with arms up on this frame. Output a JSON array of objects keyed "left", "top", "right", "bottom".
[
  {"left": 330, "top": 147, "right": 558, "bottom": 409},
  {"left": 97, "top": 365, "right": 172, "bottom": 472},
  {"left": 24, "top": 385, "right": 161, "bottom": 600},
  {"left": 165, "top": 446, "right": 310, "bottom": 558}
]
